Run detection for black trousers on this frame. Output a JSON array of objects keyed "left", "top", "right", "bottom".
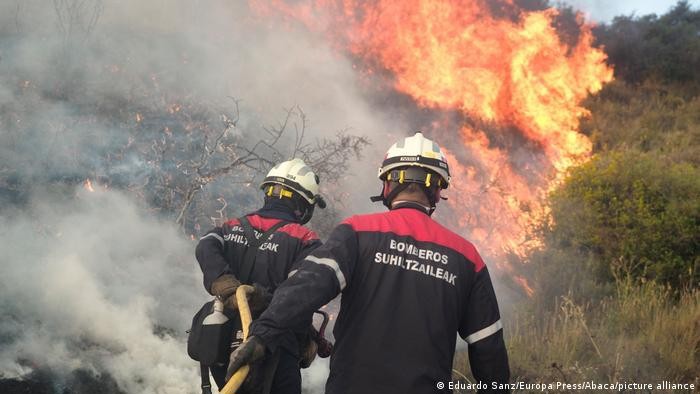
[{"left": 211, "top": 349, "right": 301, "bottom": 394}]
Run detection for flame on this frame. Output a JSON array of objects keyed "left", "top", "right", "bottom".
[
  {"left": 514, "top": 275, "right": 535, "bottom": 297},
  {"left": 250, "top": 0, "right": 613, "bottom": 295},
  {"left": 84, "top": 178, "right": 95, "bottom": 192},
  {"left": 168, "top": 104, "right": 182, "bottom": 114}
]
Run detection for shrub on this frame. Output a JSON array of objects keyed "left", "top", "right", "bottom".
[
  {"left": 547, "top": 151, "right": 699, "bottom": 287},
  {"left": 594, "top": 1, "right": 700, "bottom": 86}
]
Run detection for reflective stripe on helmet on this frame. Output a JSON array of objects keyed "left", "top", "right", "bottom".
[{"left": 381, "top": 155, "right": 449, "bottom": 172}]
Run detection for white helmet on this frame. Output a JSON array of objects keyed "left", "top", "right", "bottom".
[
  {"left": 378, "top": 132, "right": 450, "bottom": 188},
  {"left": 260, "top": 158, "right": 324, "bottom": 206}
]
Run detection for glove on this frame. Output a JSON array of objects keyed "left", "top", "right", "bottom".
[
  {"left": 218, "top": 282, "right": 272, "bottom": 313},
  {"left": 225, "top": 336, "right": 267, "bottom": 381},
  {"left": 211, "top": 274, "right": 240, "bottom": 298},
  {"left": 247, "top": 284, "right": 273, "bottom": 317}
]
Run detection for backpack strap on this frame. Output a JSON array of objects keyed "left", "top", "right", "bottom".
[
  {"left": 199, "top": 363, "right": 212, "bottom": 394},
  {"left": 238, "top": 216, "right": 288, "bottom": 283}
]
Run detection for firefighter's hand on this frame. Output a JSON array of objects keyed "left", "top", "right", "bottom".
[
  {"left": 218, "top": 282, "right": 272, "bottom": 312},
  {"left": 211, "top": 274, "right": 240, "bottom": 298},
  {"left": 211, "top": 274, "right": 240, "bottom": 309},
  {"left": 248, "top": 284, "right": 273, "bottom": 316},
  {"left": 225, "top": 336, "right": 266, "bottom": 381}
]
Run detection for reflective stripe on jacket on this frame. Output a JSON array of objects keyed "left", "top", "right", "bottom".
[{"left": 251, "top": 205, "right": 510, "bottom": 394}]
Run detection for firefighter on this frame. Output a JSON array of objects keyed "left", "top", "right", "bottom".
[
  {"left": 226, "top": 132, "right": 511, "bottom": 393},
  {"left": 195, "top": 158, "right": 325, "bottom": 394}
]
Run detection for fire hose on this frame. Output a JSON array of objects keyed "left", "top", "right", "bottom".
[
  {"left": 219, "top": 285, "right": 255, "bottom": 394},
  {"left": 220, "top": 286, "right": 334, "bottom": 394}
]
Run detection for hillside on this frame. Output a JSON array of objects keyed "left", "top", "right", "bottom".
[
  {"left": 0, "top": 1, "right": 698, "bottom": 393},
  {"left": 453, "top": 2, "right": 700, "bottom": 391}
]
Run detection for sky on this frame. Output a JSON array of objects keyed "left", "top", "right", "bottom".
[{"left": 564, "top": 0, "right": 700, "bottom": 22}]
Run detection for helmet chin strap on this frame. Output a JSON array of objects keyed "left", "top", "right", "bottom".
[
  {"left": 293, "top": 195, "right": 316, "bottom": 224},
  {"left": 297, "top": 204, "right": 314, "bottom": 224}
]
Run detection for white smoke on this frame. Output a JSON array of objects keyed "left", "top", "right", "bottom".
[
  {"left": 0, "top": 0, "right": 392, "bottom": 213},
  {"left": 0, "top": 0, "right": 395, "bottom": 392},
  {"left": 301, "top": 358, "right": 330, "bottom": 394},
  {"left": 0, "top": 188, "right": 204, "bottom": 392},
  {"left": 0, "top": 0, "right": 527, "bottom": 392}
]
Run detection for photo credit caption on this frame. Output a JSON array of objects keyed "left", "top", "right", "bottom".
[{"left": 436, "top": 381, "right": 697, "bottom": 391}]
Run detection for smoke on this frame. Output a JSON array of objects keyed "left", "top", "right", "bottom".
[
  {"left": 0, "top": 188, "right": 203, "bottom": 392},
  {"left": 300, "top": 358, "right": 330, "bottom": 394},
  {"left": 0, "top": 0, "right": 391, "bottom": 214},
  {"left": 0, "top": 0, "right": 394, "bottom": 391},
  {"left": 0, "top": 0, "right": 584, "bottom": 391}
]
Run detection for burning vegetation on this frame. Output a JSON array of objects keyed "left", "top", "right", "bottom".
[
  {"left": 249, "top": 0, "right": 614, "bottom": 294},
  {"left": 1, "top": 0, "right": 698, "bottom": 392}
]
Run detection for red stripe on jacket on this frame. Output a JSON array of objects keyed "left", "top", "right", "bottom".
[
  {"left": 225, "top": 214, "right": 318, "bottom": 244},
  {"left": 343, "top": 208, "right": 486, "bottom": 272}
]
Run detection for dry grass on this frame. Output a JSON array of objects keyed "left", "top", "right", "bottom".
[{"left": 454, "top": 279, "right": 700, "bottom": 393}]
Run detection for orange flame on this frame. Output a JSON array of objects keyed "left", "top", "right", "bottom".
[
  {"left": 250, "top": 0, "right": 613, "bottom": 295},
  {"left": 514, "top": 275, "right": 535, "bottom": 297},
  {"left": 84, "top": 178, "right": 95, "bottom": 192}
]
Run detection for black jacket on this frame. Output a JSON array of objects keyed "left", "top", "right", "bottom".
[
  {"left": 250, "top": 204, "right": 510, "bottom": 394},
  {"left": 195, "top": 204, "right": 321, "bottom": 355}
]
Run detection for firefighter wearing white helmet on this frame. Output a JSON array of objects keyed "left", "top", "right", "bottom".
[
  {"left": 261, "top": 158, "right": 326, "bottom": 224},
  {"left": 371, "top": 132, "right": 450, "bottom": 214},
  {"left": 194, "top": 157, "right": 327, "bottom": 393},
  {"left": 229, "top": 132, "right": 510, "bottom": 394}
]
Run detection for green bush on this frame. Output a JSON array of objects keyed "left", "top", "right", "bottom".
[
  {"left": 594, "top": 1, "right": 700, "bottom": 86},
  {"left": 476, "top": 4, "right": 700, "bottom": 388},
  {"left": 547, "top": 151, "right": 699, "bottom": 287}
]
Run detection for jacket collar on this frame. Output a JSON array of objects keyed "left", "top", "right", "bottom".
[
  {"left": 254, "top": 199, "right": 300, "bottom": 223},
  {"left": 390, "top": 200, "right": 431, "bottom": 215}
]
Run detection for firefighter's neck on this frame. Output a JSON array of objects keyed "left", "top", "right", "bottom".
[{"left": 391, "top": 190, "right": 431, "bottom": 213}]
